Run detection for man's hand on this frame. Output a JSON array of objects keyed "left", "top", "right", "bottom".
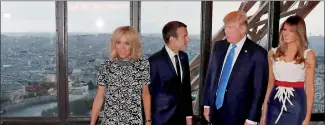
[
  {"left": 186, "top": 117, "right": 192, "bottom": 125},
  {"left": 145, "top": 122, "right": 152, "bottom": 125},
  {"left": 204, "top": 107, "right": 210, "bottom": 122}
]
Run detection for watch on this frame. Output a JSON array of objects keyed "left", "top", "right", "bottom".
[{"left": 145, "top": 120, "right": 152, "bottom": 122}]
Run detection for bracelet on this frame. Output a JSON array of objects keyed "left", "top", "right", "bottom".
[{"left": 145, "top": 120, "right": 152, "bottom": 122}]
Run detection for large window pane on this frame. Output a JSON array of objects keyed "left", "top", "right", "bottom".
[
  {"left": 66, "top": 1, "right": 129, "bottom": 117},
  {"left": 1, "top": 2, "right": 57, "bottom": 117},
  {"left": 212, "top": 2, "right": 268, "bottom": 49},
  {"left": 305, "top": 2, "right": 324, "bottom": 114},
  {"left": 141, "top": 1, "right": 201, "bottom": 114},
  {"left": 212, "top": 1, "right": 242, "bottom": 35}
]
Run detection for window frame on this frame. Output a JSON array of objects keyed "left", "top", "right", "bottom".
[{"left": 0, "top": 1, "right": 323, "bottom": 124}]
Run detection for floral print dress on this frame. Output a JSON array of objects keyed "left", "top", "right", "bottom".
[{"left": 97, "top": 58, "right": 150, "bottom": 125}]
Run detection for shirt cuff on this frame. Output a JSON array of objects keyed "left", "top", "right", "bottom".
[
  {"left": 186, "top": 116, "right": 192, "bottom": 118},
  {"left": 245, "top": 119, "right": 257, "bottom": 125},
  {"left": 204, "top": 106, "right": 210, "bottom": 108}
]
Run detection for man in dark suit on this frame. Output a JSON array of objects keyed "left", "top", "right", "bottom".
[
  {"left": 148, "top": 21, "right": 193, "bottom": 125},
  {"left": 202, "top": 11, "right": 268, "bottom": 125}
]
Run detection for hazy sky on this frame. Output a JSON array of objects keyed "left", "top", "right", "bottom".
[{"left": 1, "top": 1, "right": 324, "bottom": 36}]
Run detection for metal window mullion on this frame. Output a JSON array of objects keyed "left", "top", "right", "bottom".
[
  {"left": 130, "top": 1, "right": 141, "bottom": 33},
  {"left": 267, "top": 1, "right": 280, "bottom": 50},
  {"left": 198, "top": 0, "right": 213, "bottom": 120},
  {"left": 55, "top": 1, "right": 68, "bottom": 125}
]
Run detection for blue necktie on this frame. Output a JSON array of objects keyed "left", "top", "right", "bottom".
[{"left": 215, "top": 44, "right": 237, "bottom": 109}]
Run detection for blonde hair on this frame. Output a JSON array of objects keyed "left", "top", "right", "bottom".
[
  {"left": 109, "top": 26, "right": 142, "bottom": 60},
  {"left": 274, "top": 15, "right": 308, "bottom": 64},
  {"left": 223, "top": 11, "right": 248, "bottom": 33}
]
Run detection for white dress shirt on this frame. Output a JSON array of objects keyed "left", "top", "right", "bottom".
[
  {"left": 165, "top": 45, "right": 192, "bottom": 119},
  {"left": 165, "top": 45, "right": 183, "bottom": 82},
  {"left": 204, "top": 36, "right": 257, "bottom": 125}
]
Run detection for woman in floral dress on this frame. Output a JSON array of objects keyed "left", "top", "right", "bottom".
[{"left": 90, "top": 26, "right": 151, "bottom": 125}]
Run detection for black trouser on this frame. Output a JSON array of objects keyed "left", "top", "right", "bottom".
[
  {"left": 211, "top": 107, "right": 247, "bottom": 125},
  {"left": 211, "top": 107, "right": 223, "bottom": 125},
  {"left": 167, "top": 105, "right": 186, "bottom": 125}
]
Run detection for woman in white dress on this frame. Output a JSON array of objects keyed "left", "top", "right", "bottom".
[{"left": 260, "top": 15, "right": 316, "bottom": 125}]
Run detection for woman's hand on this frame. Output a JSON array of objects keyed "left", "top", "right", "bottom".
[
  {"left": 302, "top": 119, "right": 310, "bottom": 125},
  {"left": 145, "top": 121, "right": 152, "bottom": 125},
  {"left": 259, "top": 104, "right": 267, "bottom": 125}
]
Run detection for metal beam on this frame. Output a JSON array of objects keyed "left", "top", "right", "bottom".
[
  {"left": 298, "top": 1, "right": 305, "bottom": 7},
  {"left": 323, "top": 2, "right": 325, "bottom": 123},
  {"left": 260, "top": 1, "right": 265, "bottom": 7},
  {"left": 296, "top": 1, "right": 320, "bottom": 18},
  {"left": 248, "top": 1, "right": 269, "bottom": 28},
  {"left": 281, "top": 8, "right": 301, "bottom": 17},
  {"left": 257, "top": 25, "right": 269, "bottom": 44},
  {"left": 254, "top": 8, "right": 300, "bottom": 27},
  {"left": 212, "top": 1, "right": 257, "bottom": 43},
  {"left": 56, "top": 1, "right": 68, "bottom": 125},
  {"left": 267, "top": 1, "right": 280, "bottom": 50},
  {"left": 1, "top": 117, "right": 60, "bottom": 124},
  {"left": 189, "top": 54, "right": 200, "bottom": 69},
  {"left": 281, "top": 1, "right": 296, "bottom": 12},
  {"left": 254, "top": 1, "right": 296, "bottom": 27},
  {"left": 197, "top": 0, "right": 213, "bottom": 118},
  {"left": 239, "top": 1, "right": 257, "bottom": 12},
  {"left": 253, "top": 1, "right": 298, "bottom": 44},
  {"left": 130, "top": 1, "right": 141, "bottom": 33},
  {"left": 191, "top": 75, "right": 200, "bottom": 91}
]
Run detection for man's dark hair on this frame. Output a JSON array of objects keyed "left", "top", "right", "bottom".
[{"left": 162, "top": 21, "right": 187, "bottom": 43}]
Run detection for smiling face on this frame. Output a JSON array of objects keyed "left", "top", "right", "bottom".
[
  {"left": 115, "top": 35, "right": 132, "bottom": 60},
  {"left": 109, "top": 26, "right": 142, "bottom": 61},
  {"left": 281, "top": 23, "right": 298, "bottom": 44}
]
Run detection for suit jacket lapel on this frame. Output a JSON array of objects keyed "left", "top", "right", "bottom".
[
  {"left": 216, "top": 41, "right": 229, "bottom": 86},
  {"left": 161, "top": 47, "right": 177, "bottom": 76},
  {"left": 228, "top": 39, "right": 251, "bottom": 84}
]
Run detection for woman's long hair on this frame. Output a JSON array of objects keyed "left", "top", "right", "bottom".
[{"left": 274, "top": 15, "right": 308, "bottom": 64}]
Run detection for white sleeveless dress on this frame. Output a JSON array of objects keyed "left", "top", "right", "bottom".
[{"left": 266, "top": 47, "right": 311, "bottom": 125}]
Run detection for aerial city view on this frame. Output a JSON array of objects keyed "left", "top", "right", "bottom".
[{"left": 0, "top": 32, "right": 324, "bottom": 118}]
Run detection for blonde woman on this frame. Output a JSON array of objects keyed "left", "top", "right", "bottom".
[
  {"left": 260, "top": 15, "right": 316, "bottom": 125},
  {"left": 90, "top": 26, "right": 151, "bottom": 125}
]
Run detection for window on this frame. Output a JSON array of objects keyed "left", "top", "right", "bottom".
[
  {"left": 66, "top": 1, "right": 129, "bottom": 117},
  {"left": 212, "top": 1, "right": 242, "bottom": 35},
  {"left": 0, "top": 1, "right": 323, "bottom": 124},
  {"left": 212, "top": 1, "right": 268, "bottom": 48},
  {"left": 141, "top": 1, "right": 201, "bottom": 114},
  {"left": 304, "top": 2, "right": 324, "bottom": 114},
  {"left": 1, "top": 1, "right": 56, "bottom": 117}
]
